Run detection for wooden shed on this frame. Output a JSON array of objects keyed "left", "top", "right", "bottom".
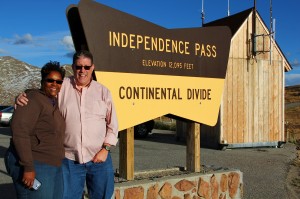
[{"left": 177, "top": 8, "right": 292, "bottom": 149}]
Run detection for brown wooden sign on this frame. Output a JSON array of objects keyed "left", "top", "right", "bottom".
[{"left": 67, "top": 0, "right": 232, "bottom": 130}]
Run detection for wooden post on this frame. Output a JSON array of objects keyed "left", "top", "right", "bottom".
[
  {"left": 186, "top": 122, "right": 201, "bottom": 172},
  {"left": 119, "top": 127, "right": 134, "bottom": 180}
]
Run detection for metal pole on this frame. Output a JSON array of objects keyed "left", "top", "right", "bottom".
[
  {"left": 270, "top": 0, "right": 273, "bottom": 64},
  {"left": 227, "top": 0, "right": 230, "bottom": 16},
  {"left": 201, "top": 0, "right": 205, "bottom": 26},
  {"left": 252, "top": 0, "right": 257, "bottom": 56}
]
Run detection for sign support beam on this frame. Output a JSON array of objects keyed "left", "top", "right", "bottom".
[
  {"left": 186, "top": 122, "right": 201, "bottom": 172},
  {"left": 119, "top": 127, "right": 134, "bottom": 180}
]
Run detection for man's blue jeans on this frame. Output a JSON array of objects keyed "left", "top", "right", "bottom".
[
  {"left": 4, "top": 146, "right": 63, "bottom": 199},
  {"left": 62, "top": 153, "right": 114, "bottom": 199}
]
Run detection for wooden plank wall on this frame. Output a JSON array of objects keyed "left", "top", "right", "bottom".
[
  {"left": 219, "top": 15, "right": 285, "bottom": 145},
  {"left": 200, "top": 12, "right": 287, "bottom": 148}
]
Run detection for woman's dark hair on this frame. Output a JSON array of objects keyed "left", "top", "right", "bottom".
[
  {"left": 72, "top": 50, "right": 93, "bottom": 65},
  {"left": 41, "top": 61, "right": 65, "bottom": 81}
]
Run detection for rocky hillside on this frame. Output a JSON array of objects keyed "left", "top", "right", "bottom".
[
  {"left": 285, "top": 85, "right": 300, "bottom": 103},
  {"left": 0, "top": 56, "right": 72, "bottom": 105},
  {"left": 285, "top": 85, "right": 300, "bottom": 142}
]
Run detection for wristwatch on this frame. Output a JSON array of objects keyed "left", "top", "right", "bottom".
[{"left": 103, "top": 145, "right": 111, "bottom": 151}]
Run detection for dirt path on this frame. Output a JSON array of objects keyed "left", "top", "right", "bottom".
[{"left": 286, "top": 142, "right": 300, "bottom": 199}]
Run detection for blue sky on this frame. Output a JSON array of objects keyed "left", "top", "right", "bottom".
[{"left": 1, "top": 0, "right": 299, "bottom": 86}]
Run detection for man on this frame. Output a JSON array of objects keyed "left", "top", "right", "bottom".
[{"left": 17, "top": 50, "right": 119, "bottom": 199}]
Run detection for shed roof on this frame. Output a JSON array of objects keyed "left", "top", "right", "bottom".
[
  {"left": 203, "top": 8, "right": 292, "bottom": 72},
  {"left": 203, "top": 8, "right": 253, "bottom": 36}
]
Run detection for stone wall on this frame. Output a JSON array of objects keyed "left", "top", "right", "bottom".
[{"left": 113, "top": 170, "right": 243, "bottom": 199}]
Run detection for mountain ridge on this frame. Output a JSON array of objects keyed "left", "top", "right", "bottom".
[{"left": 0, "top": 56, "right": 72, "bottom": 105}]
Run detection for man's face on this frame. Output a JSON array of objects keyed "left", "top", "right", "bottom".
[{"left": 72, "top": 56, "right": 95, "bottom": 87}]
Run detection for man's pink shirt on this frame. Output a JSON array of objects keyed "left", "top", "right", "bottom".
[{"left": 58, "top": 77, "right": 118, "bottom": 163}]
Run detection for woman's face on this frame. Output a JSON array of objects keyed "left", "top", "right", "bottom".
[{"left": 42, "top": 71, "right": 63, "bottom": 98}]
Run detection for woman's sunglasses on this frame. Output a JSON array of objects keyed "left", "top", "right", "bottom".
[{"left": 45, "top": 79, "right": 63, "bottom": 85}]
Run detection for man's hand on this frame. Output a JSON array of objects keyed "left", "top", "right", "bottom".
[
  {"left": 92, "top": 149, "right": 109, "bottom": 163},
  {"left": 22, "top": 171, "right": 35, "bottom": 189},
  {"left": 15, "top": 92, "right": 28, "bottom": 107}
]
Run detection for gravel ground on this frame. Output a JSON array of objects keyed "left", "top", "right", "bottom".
[{"left": 286, "top": 142, "right": 300, "bottom": 199}]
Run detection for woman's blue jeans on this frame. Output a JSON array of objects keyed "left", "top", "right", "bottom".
[
  {"left": 4, "top": 146, "right": 63, "bottom": 199},
  {"left": 62, "top": 153, "right": 114, "bottom": 199}
]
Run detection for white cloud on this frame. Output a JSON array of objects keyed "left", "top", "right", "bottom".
[
  {"left": 291, "top": 59, "right": 300, "bottom": 67},
  {"left": 61, "top": 35, "right": 74, "bottom": 51},
  {"left": 0, "top": 49, "right": 6, "bottom": 54},
  {"left": 0, "top": 31, "right": 75, "bottom": 66},
  {"left": 13, "top": 33, "right": 33, "bottom": 45}
]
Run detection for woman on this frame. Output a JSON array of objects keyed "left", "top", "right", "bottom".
[{"left": 4, "top": 61, "right": 66, "bottom": 199}]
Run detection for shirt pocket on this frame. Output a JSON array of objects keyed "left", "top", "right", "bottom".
[{"left": 86, "top": 100, "right": 107, "bottom": 120}]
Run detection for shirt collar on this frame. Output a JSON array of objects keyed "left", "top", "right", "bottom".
[{"left": 71, "top": 76, "right": 93, "bottom": 92}]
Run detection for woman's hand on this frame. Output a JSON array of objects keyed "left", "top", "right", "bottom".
[{"left": 22, "top": 171, "right": 35, "bottom": 189}]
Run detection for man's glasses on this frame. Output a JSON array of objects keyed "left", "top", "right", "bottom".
[
  {"left": 45, "top": 79, "right": 63, "bottom": 85},
  {"left": 75, "top": 65, "right": 92, "bottom": 70}
]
